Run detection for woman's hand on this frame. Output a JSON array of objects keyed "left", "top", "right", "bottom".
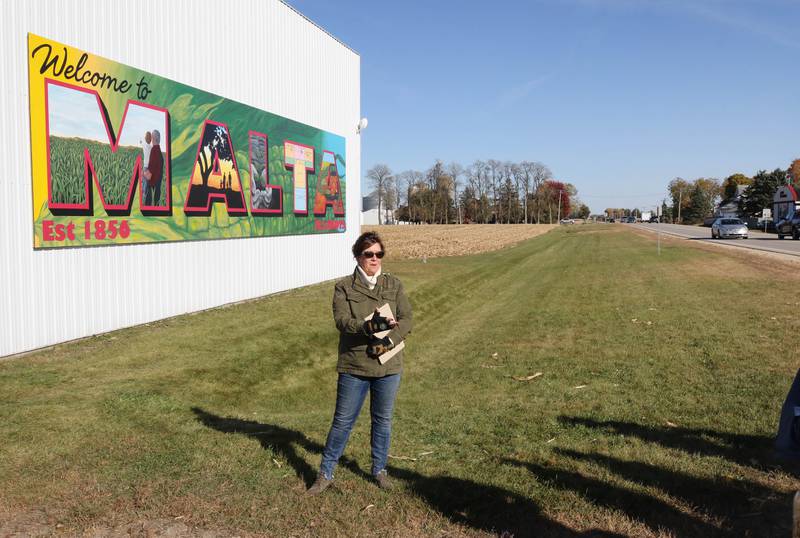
[
  {"left": 367, "top": 336, "right": 394, "bottom": 358},
  {"left": 364, "top": 310, "right": 392, "bottom": 334}
]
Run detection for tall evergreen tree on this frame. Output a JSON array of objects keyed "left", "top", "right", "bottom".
[{"left": 739, "top": 169, "right": 787, "bottom": 218}]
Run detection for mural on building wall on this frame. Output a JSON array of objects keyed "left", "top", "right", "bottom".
[{"left": 28, "top": 34, "right": 346, "bottom": 249}]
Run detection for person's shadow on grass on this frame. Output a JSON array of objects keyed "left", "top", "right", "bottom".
[
  {"left": 558, "top": 416, "right": 795, "bottom": 471},
  {"left": 542, "top": 415, "right": 797, "bottom": 536},
  {"left": 504, "top": 457, "right": 731, "bottom": 537},
  {"left": 191, "top": 407, "right": 623, "bottom": 537},
  {"left": 386, "top": 465, "right": 625, "bottom": 538},
  {"left": 554, "top": 448, "right": 791, "bottom": 536},
  {"left": 191, "top": 406, "right": 371, "bottom": 486}
]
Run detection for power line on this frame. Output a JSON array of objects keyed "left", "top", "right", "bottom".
[{"left": 578, "top": 193, "right": 666, "bottom": 199}]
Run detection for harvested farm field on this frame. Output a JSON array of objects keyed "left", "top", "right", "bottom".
[{"left": 361, "top": 224, "right": 556, "bottom": 259}]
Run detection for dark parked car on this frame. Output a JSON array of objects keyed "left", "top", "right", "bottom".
[{"left": 775, "top": 215, "right": 800, "bottom": 240}]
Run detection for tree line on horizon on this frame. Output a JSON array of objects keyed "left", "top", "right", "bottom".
[
  {"left": 366, "top": 160, "right": 591, "bottom": 225},
  {"left": 605, "top": 158, "right": 800, "bottom": 224}
]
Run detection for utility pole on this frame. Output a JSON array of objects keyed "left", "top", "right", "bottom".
[
  {"left": 677, "top": 189, "right": 683, "bottom": 224},
  {"left": 656, "top": 205, "right": 661, "bottom": 256},
  {"left": 455, "top": 182, "right": 462, "bottom": 224},
  {"left": 557, "top": 189, "right": 562, "bottom": 222}
]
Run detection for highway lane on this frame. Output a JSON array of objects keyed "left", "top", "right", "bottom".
[{"left": 631, "top": 222, "right": 800, "bottom": 257}]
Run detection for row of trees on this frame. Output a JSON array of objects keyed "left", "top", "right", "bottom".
[
  {"left": 366, "top": 160, "right": 590, "bottom": 225},
  {"left": 647, "top": 159, "right": 800, "bottom": 225},
  {"left": 604, "top": 208, "right": 644, "bottom": 220}
]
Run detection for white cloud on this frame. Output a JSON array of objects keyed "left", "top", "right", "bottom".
[
  {"left": 495, "top": 75, "right": 553, "bottom": 109},
  {"left": 684, "top": 2, "right": 800, "bottom": 50},
  {"left": 556, "top": 0, "right": 800, "bottom": 50}
]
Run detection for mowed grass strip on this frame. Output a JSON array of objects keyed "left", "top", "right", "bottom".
[{"left": 1, "top": 225, "right": 799, "bottom": 537}]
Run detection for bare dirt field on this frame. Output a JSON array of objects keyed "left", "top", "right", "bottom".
[{"left": 362, "top": 224, "right": 556, "bottom": 259}]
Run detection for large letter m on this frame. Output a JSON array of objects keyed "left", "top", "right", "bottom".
[{"left": 44, "top": 79, "right": 170, "bottom": 215}]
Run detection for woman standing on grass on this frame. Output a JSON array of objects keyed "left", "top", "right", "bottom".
[{"left": 308, "top": 231, "right": 413, "bottom": 494}]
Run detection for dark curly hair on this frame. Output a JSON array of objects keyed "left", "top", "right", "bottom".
[{"left": 352, "top": 231, "right": 385, "bottom": 259}]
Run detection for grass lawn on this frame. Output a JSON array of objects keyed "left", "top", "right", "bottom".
[{"left": 2, "top": 225, "right": 799, "bottom": 537}]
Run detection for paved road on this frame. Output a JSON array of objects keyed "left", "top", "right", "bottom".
[{"left": 631, "top": 222, "right": 800, "bottom": 257}]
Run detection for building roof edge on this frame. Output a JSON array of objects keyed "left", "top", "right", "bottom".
[{"left": 278, "top": 0, "right": 360, "bottom": 56}]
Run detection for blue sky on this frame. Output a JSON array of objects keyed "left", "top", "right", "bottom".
[{"left": 289, "top": 0, "right": 800, "bottom": 213}]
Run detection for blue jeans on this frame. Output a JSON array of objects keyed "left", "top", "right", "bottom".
[{"left": 319, "top": 373, "right": 401, "bottom": 480}]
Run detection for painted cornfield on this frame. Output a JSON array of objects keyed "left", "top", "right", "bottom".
[{"left": 49, "top": 136, "right": 150, "bottom": 207}]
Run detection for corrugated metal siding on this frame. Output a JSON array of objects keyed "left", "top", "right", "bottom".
[{"left": 0, "top": 0, "right": 361, "bottom": 357}]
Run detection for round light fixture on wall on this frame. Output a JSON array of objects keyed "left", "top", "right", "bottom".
[{"left": 357, "top": 117, "right": 368, "bottom": 133}]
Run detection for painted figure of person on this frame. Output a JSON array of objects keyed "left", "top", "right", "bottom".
[
  {"left": 140, "top": 131, "right": 152, "bottom": 202},
  {"left": 144, "top": 129, "right": 164, "bottom": 206}
]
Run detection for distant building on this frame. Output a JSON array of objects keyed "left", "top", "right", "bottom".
[
  {"left": 715, "top": 184, "right": 747, "bottom": 218},
  {"left": 361, "top": 191, "right": 394, "bottom": 225},
  {"left": 363, "top": 192, "right": 378, "bottom": 212},
  {"left": 773, "top": 184, "right": 799, "bottom": 222}
]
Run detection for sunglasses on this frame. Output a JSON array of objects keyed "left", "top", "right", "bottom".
[{"left": 361, "top": 251, "right": 385, "bottom": 259}]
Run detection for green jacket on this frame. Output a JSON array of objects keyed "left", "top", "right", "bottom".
[{"left": 332, "top": 269, "right": 413, "bottom": 377}]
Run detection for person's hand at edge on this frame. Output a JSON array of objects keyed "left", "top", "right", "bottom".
[{"left": 367, "top": 336, "right": 393, "bottom": 358}]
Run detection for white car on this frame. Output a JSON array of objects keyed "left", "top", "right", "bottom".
[{"left": 711, "top": 218, "right": 748, "bottom": 239}]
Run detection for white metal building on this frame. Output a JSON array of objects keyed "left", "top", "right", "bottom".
[
  {"left": 714, "top": 185, "right": 747, "bottom": 218},
  {"left": 0, "top": 0, "right": 361, "bottom": 357},
  {"left": 360, "top": 192, "right": 394, "bottom": 225}
]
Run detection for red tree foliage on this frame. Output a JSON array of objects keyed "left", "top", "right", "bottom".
[{"left": 544, "top": 180, "right": 571, "bottom": 218}]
